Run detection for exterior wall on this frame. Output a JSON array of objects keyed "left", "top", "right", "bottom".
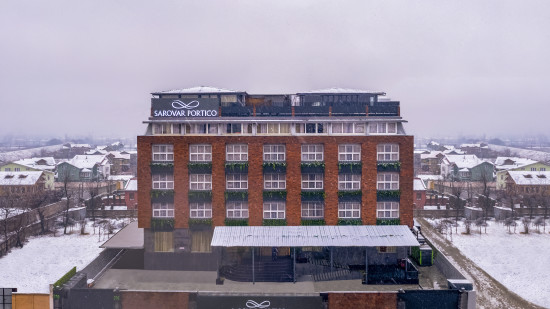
[
  {"left": 413, "top": 189, "right": 426, "bottom": 209},
  {"left": 470, "top": 162, "right": 494, "bottom": 181},
  {"left": 0, "top": 163, "right": 54, "bottom": 190},
  {"left": 138, "top": 134, "right": 414, "bottom": 228},
  {"left": 328, "top": 292, "right": 397, "bottom": 309},
  {"left": 124, "top": 190, "right": 137, "bottom": 209},
  {"left": 12, "top": 294, "right": 50, "bottom": 309},
  {"left": 496, "top": 163, "right": 550, "bottom": 190},
  {"left": 57, "top": 163, "right": 81, "bottom": 182}
]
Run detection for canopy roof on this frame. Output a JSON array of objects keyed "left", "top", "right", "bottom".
[
  {"left": 211, "top": 225, "right": 419, "bottom": 248},
  {"left": 100, "top": 221, "right": 143, "bottom": 249}
]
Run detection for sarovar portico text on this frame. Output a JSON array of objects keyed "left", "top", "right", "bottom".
[{"left": 137, "top": 86, "right": 414, "bottom": 277}]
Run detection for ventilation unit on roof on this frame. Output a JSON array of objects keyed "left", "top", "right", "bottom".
[
  {"left": 4, "top": 175, "right": 14, "bottom": 179},
  {"left": 537, "top": 175, "right": 546, "bottom": 178},
  {"left": 19, "top": 175, "right": 27, "bottom": 178},
  {"left": 524, "top": 174, "right": 532, "bottom": 178}
]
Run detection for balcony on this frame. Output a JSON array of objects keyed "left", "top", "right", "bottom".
[
  {"left": 255, "top": 106, "right": 292, "bottom": 116},
  {"left": 221, "top": 105, "right": 253, "bottom": 117},
  {"left": 368, "top": 103, "right": 399, "bottom": 116}
]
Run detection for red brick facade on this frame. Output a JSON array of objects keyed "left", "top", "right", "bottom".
[
  {"left": 328, "top": 292, "right": 397, "bottom": 309},
  {"left": 138, "top": 135, "right": 414, "bottom": 229}
]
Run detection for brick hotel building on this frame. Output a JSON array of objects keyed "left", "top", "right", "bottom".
[{"left": 137, "top": 86, "right": 413, "bottom": 270}]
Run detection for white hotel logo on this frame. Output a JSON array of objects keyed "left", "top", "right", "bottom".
[
  {"left": 153, "top": 100, "right": 218, "bottom": 117},
  {"left": 246, "top": 300, "right": 271, "bottom": 308}
]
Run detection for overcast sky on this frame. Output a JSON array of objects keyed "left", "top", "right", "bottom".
[{"left": 1, "top": 0, "right": 549, "bottom": 140}]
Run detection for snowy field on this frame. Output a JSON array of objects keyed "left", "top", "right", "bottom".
[
  {"left": 0, "top": 220, "right": 126, "bottom": 293},
  {"left": 429, "top": 218, "right": 550, "bottom": 308}
]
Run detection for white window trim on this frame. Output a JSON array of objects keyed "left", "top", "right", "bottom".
[
  {"left": 331, "top": 123, "right": 365, "bottom": 134},
  {"left": 338, "top": 202, "right": 361, "bottom": 219},
  {"left": 190, "top": 202, "right": 212, "bottom": 218},
  {"left": 368, "top": 122, "right": 398, "bottom": 135},
  {"left": 152, "top": 144, "right": 174, "bottom": 162},
  {"left": 377, "top": 144, "right": 399, "bottom": 161},
  {"left": 338, "top": 144, "right": 361, "bottom": 162},
  {"left": 152, "top": 173, "right": 174, "bottom": 189},
  {"left": 152, "top": 202, "right": 174, "bottom": 218},
  {"left": 301, "top": 173, "right": 323, "bottom": 189},
  {"left": 258, "top": 123, "right": 291, "bottom": 135},
  {"left": 301, "top": 201, "right": 324, "bottom": 218},
  {"left": 263, "top": 144, "right": 286, "bottom": 162},
  {"left": 189, "top": 174, "right": 212, "bottom": 190},
  {"left": 264, "top": 173, "right": 286, "bottom": 190},
  {"left": 295, "top": 123, "right": 327, "bottom": 134},
  {"left": 226, "top": 201, "right": 249, "bottom": 219},
  {"left": 226, "top": 144, "right": 248, "bottom": 161},
  {"left": 338, "top": 174, "right": 361, "bottom": 191},
  {"left": 377, "top": 202, "right": 399, "bottom": 219},
  {"left": 301, "top": 144, "right": 324, "bottom": 162},
  {"left": 263, "top": 201, "right": 286, "bottom": 219},
  {"left": 226, "top": 173, "right": 248, "bottom": 190},
  {"left": 377, "top": 173, "right": 399, "bottom": 190},
  {"left": 189, "top": 144, "right": 212, "bottom": 162}
]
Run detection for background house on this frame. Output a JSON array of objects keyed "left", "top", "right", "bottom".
[
  {"left": 123, "top": 178, "right": 138, "bottom": 210},
  {"left": 413, "top": 178, "right": 427, "bottom": 209},
  {"left": 0, "top": 157, "right": 56, "bottom": 190},
  {"left": 440, "top": 154, "right": 494, "bottom": 181},
  {"left": 56, "top": 155, "right": 109, "bottom": 182},
  {"left": 505, "top": 171, "right": 550, "bottom": 196},
  {"left": 0, "top": 171, "right": 45, "bottom": 196},
  {"left": 494, "top": 157, "right": 550, "bottom": 190}
]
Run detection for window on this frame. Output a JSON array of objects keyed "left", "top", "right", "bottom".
[
  {"left": 541, "top": 168, "right": 547, "bottom": 171},
  {"left": 377, "top": 173, "right": 399, "bottom": 190},
  {"left": 191, "top": 229, "right": 213, "bottom": 253},
  {"left": 129, "top": 193, "right": 135, "bottom": 200},
  {"left": 190, "top": 174, "right": 212, "bottom": 190},
  {"left": 154, "top": 232, "right": 174, "bottom": 252},
  {"left": 377, "top": 144, "right": 399, "bottom": 161},
  {"left": 225, "top": 123, "right": 252, "bottom": 134},
  {"left": 531, "top": 167, "right": 537, "bottom": 171},
  {"left": 416, "top": 193, "right": 422, "bottom": 200},
  {"left": 264, "top": 173, "right": 286, "bottom": 189},
  {"left": 226, "top": 144, "right": 248, "bottom": 161},
  {"left": 190, "top": 202, "right": 212, "bottom": 218},
  {"left": 187, "top": 123, "right": 218, "bottom": 134},
  {"left": 301, "top": 144, "right": 324, "bottom": 161},
  {"left": 338, "top": 202, "right": 360, "bottom": 218},
  {"left": 226, "top": 201, "right": 249, "bottom": 218},
  {"left": 263, "top": 144, "right": 286, "bottom": 161},
  {"left": 152, "top": 202, "right": 174, "bottom": 217},
  {"left": 338, "top": 174, "right": 361, "bottom": 190},
  {"left": 302, "top": 173, "right": 323, "bottom": 189},
  {"left": 377, "top": 202, "right": 399, "bottom": 218},
  {"left": 226, "top": 173, "right": 248, "bottom": 190},
  {"left": 377, "top": 246, "right": 397, "bottom": 253},
  {"left": 263, "top": 201, "right": 285, "bottom": 219},
  {"left": 172, "top": 123, "right": 181, "bottom": 134},
  {"left": 153, "top": 123, "right": 171, "bottom": 134},
  {"left": 295, "top": 123, "right": 325, "bottom": 134},
  {"left": 332, "top": 123, "right": 365, "bottom": 134},
  {"left": 368, "top": 122, "right": 397, "bottom": 134},
  {"left": 258, "top": 123, "right": 290, "bottom": 134},
  {"left": 4, "top": 168, "right": 10, "bottom": 171},
  {"left": 189, "top": 144, "right": 212, "bottom": 161},
  {"left": 301, "top": 201, "right": 324, "bottom": 218},
  {"left": 338, "top": 144, "right": 361, "bottom": 161},
  {"left": 152, "top": 144, "right": 174, "bottom": 161},
  {"left": 152, "top": 174, "right": 174, "bottom": 189},
  {"left": 14, "top": 168, "right": 20, "bottom": 172}
]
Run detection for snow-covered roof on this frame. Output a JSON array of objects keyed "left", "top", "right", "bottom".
[
  {"left": 107, "top": 175, "right": 134, "bottom": 182},
  {"left": 494, "top": 157, "right": 539, "bottom": 170},
  {"left": 153, "top": 86, "right": 242, "bottom": 94},
  {"left": 460, "top": 143, "right": 488, "bottom": 149},
  {"left": 428, "top": 141, "right": 440, "bottom": 146},
  {"left": 66, "top": 155, "right": 107, "bottom": 169},
  {"left": 70, "top": 143, "right": 91, "bottom": 148},
  {"left": 86, "top": 149, "right": 107, "bottom": 155},
  {"left": 0, "top": 171, "right": 44, "bottom": 186},
  {"left": 107, "top": 151, "right": 130, "bottom": 160},
  {"left": 124, "top": 179, "right": 138, "bottom": 191},
  {"left": 417, "top": 174, "right": 444, "bottom": 181},
  {"left": 12, "top": 157, "right": 56, "bottom": 172},
  {"left": 507, "top": 171, "right": 550, "bottom": 185},
  {"left": 420, "top": 151, "right": 443, "bottom": 159},
  {"left": 81, "top": 168, "right": 91, "bottom": 172},
  {"left": 444, "top": 155, "right": 490, "bottom": 169},
  {"left": 414, "top": 178, "right": 427, "bottom": 191},
  {"left": 299, "top": 88, "right": 384, "bottom": 95}
]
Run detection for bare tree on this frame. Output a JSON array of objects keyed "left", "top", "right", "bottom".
[
  {"left": 504, "top": 217, "right": 517, "bottom": 233},
  {"left": 60, "top": 169, "right": 76, "bottom": 234},
  {"left": 0, "top": 194, "right": 18, "bottom": 253},
  {"left": 450, "top": 182, "right": 465, "bottom": 233},
  {"left": 86, "top": 182, "right": 101, "bottom": 222},
  {"left": 521, "top": 217, "right": 531, "bottom": 234}
]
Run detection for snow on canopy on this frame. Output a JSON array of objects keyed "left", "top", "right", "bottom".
[{"left": 154, "top": 86, "right": 241, "bottom": 94}]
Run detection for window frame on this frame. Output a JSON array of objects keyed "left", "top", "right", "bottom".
[
  {"left": 301, "top": 144, "right": 324, "bottom": 162},
  {"left": 226, "top": 201, "right": 249, "bottom": 219},
  {"left": 226, "top": 173, "right": 248, "bottom": 190},
  {"left": 377, "top": 201, "right": 399, "bottom": 219},
  {"left": 263, "top": 201, "right": 286, "bottom": 219},
  {"left": 263, "top": 144, "right": 286, "bottom": 162},
  {"left": 301, "top": 173, "right": 323, "bottom": 189},
  {"left": 152, "top": 144, "right": 174, "bottom": 162},
  {"left": 152, "top": 202, "right": 174, "bottom": 218},
  {"left": 190, "top": 202, "right": 213, "bottom": 218},
  {"left": 152, "top": 173, "right": 174, "bottom": 189},
  {"left": 338, "top": 174, "right": 361, "bottom": 191},
  {"left": 189, "top": 144, "right": 212, "bottom": 162},
  {"left": 226, "top": 144, "right": 248, "bottom": 161},
  {"left": 377, "top": 173, "right": 399, "bottom": 190},
  {"left": 338, "top": 201, "right": 361, "bottom": 219},
  {"left": 377, "top": 144, "right": 399, "bottom": 161},
  {"left": 189, "top": 173, "right": 212, "bottom": 190},
  {"left": 264, "top": 173, "right": 286, "bottom": 190},
  {"left": 332, "top": 122, "right": 365, "bottom": 134},
  {"left": 338, "top": 144, "right": 361, "bottom": 162},
  {"left": 301, "top": 201, "right": 324, "bottom": 218}
]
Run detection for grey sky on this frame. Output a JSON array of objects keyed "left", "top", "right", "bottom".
[{"left": 1, "top": 0, "right": 549, "bottom": 139}]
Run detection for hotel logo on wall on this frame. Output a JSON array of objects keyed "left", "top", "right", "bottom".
[{"left": 152, "top": 98, "right": 219, "bottom": 117}]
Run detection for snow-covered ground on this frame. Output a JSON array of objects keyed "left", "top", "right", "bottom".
[
  {"left": 0, "top": 208, "right": 27, "bottom": 219},
  {"left": 0, "top": 219, "right": 127, "bottom": 293},
  {"left": 429, "top": 218, "right": 550, "bottom": 308}
]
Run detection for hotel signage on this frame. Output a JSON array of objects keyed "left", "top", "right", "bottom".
[
  {"left": 196, "top": 295, "right": 322, "bottom": 309},
  {"left": 151, "top": 98, "right": 219, "bottom": 117}
]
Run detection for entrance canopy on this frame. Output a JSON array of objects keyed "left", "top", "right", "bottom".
[
  {"left": 100, "top": 221, "right": 144, "bottom": 249},
  {"left": 211, "top": 225, "right": 419, "bottom": 248}
]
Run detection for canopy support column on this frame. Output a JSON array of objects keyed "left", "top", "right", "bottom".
[
  {"left": 365, "top": 247, "right": 368, "bottom": 284},
  {"left": 293, "top": 247, "right": 296, "bottom": 283},
  {"left": 252, "top": 247, "right": 255, "bottom": 285},
  {"left": 330, "top": 247, "right": 333, "bottom": 272}
]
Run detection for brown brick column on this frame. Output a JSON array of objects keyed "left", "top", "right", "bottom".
[
  {"left": 286, "top": 142, "right": 301, "bottom": 226},
  {"left": 137, "top": 136, "right": 152, "bottom": 228},
  {"left": 174, "top": 140, "right": 189, "bottom": 228},
  {"left": 248, "top": 142, "right": 263, "bottom": 226},
  {"left": 363, "top": 140, "right": 378, "bottom": 225},
  {"left": 399, "top": 136, "right": 414, "bottom": 227},
  {"left": 324, "top": 142, "right": 339, "bottom": 225},
  {"left": 212, "top": 141, "right": 226, "bottom": 226}
]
